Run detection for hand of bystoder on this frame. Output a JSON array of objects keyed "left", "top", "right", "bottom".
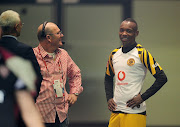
[{"left": 68, "top": 94, "right": 78, "bottom": 107}]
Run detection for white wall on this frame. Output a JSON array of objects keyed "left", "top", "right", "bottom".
[
  {"left": 133, "top": 0, "right": 180, "bottom": 126},
  {"left": 62, "top": 4, "right": 123, "bottom": 123}
]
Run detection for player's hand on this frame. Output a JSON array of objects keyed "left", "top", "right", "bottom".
[
  {"left": 68, "top": 94, "right": 78, "bottom": 107},
  {"left": 108, "top": 98, "right": 117, "bottom": 111},
  {"left": 126, "top": 93, "right": 143, "bottom": 109}
]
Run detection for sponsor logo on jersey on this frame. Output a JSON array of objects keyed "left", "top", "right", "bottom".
[
  {"left": 127, "top": 58, "right": 135, "bottom": 66},
  {"left": 152, "top": 62, "right": 159, "bottom": 68},
  {"left": 117, "top": 82, "right": 128, "bottom": 85},
  {"left": 117, "top": 71, "right": 128, "bottom": 85},
  {"left": 118, "top": 71, "right": 126, "bottom": 81}
]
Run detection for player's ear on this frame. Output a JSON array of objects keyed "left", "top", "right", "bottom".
[{"left": 135, "top": 30, "right": 139, "bottom": 37}]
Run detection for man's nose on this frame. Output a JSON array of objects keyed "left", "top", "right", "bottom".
[
  {"left": 60, "top": 34, "right": 64, "bottom": 37},
  {"left": 122, "top": 31, "right": 127, "bottom": 36}
]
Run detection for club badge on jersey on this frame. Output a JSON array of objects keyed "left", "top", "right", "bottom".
[{"left": 127, "top": 58, "right": 135, "bottom": 66}]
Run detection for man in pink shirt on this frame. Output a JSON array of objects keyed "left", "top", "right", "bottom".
[{"left": 33, "top": 21, "right": 83, "bottom": 127}]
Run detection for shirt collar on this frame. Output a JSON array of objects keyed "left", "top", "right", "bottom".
[
  {"left": 122, "top": 42, "right": 137, "bottom": 53},
  {"left": 38, "top": 44, "right": 61, "bottom": 58},
  {"left": 2, "top": 35, "right": 17, "bottom": 40}
]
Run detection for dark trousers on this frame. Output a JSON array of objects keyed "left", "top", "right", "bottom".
[{"left": 45, "top": 113, "right": 68, "bottom": 127}]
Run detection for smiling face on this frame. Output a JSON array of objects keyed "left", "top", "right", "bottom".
[{"left": 119, "top": 21, "right": 139, "bottom": 47}]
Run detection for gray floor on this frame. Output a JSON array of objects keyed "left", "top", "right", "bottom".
[
  {"left": 69, "top": 123, "right": 107, "bottom": 127},
  {"left": 69, "top": 123, "right": 180, "bottom": 127}
]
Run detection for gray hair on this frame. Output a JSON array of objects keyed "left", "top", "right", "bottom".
[{"left": 0, "top": 10, "right": 20, "bottom": 34}]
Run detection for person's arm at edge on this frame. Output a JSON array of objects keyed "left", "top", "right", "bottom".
[
  {"left": 21, "top": 46, "right": 42, "bottom": 99},
  {"left": 15, "top": 90, "right": 45, "bottom": 127}
]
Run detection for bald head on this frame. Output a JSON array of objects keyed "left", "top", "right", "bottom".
[
  {"left": 37, "top": 22, "right": 64, "bottom": 53},
  {"left": 37, "top": 22, "right": 58, "bottom": 41}
]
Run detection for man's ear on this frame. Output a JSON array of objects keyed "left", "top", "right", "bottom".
[
  {"left": 46, "top": 35, "right": 51, "bottom": 42},
  {"left": 14, "top": 24, "right": 19, "bottom": 31},
  {"left": 135, "top": 30, "right": 139, "bottom": 37}
]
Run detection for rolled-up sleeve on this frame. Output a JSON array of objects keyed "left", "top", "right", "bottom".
[{"left": 67, "top": 53, "right": 83, "bottom": 94}]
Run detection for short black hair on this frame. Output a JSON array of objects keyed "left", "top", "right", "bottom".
[{"left": 124, "top": 18, "right": 138, "bottom": 31}]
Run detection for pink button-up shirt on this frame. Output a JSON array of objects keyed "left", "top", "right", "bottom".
[{"left": 33, "top": 44, "right": 83, "bottom": 123}]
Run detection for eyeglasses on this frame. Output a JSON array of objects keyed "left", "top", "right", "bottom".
[
  {"left": 16, "top": 22, "right": 24, "bottom": 28},
  {"left": 48, "top": 31, "right": 63, "bottom": 36},
  {"left": 19, "top": 22, "right": 24, "bottom": 27}
]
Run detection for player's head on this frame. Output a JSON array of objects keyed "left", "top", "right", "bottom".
[{"left": 119, "top": 18, "right": 139, "bottom": 47}]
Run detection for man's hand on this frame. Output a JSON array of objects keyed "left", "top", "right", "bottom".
[
  {"left": 108, "top": 98, "right": 117, "bottom": 111},
  {"left": 68, "top": 94, "right": 78, "bottom": 107},
  {"left": 126, "top": 93, "right": 143, "bottom": 109}
]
